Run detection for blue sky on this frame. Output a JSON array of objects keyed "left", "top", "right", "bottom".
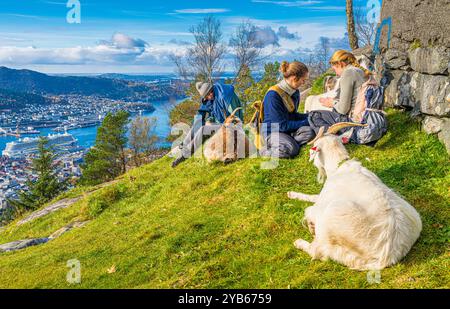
[{"left": 0, "top": 0, "right": 371, "bottom": 73}]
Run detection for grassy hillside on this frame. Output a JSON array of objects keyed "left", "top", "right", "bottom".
[{"left": 0, "top": 110, "right": 448, "bottom": 289}]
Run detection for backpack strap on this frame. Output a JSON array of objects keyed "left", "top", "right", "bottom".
[
  {"left": 249, "top": 100, "right": 264, "bottom": 150},
  {"left": 247, "top": 85, "right": 296, "bottom": 150},
  {"left": 268, "top": 85, "right": 296, "bottom": 113}
]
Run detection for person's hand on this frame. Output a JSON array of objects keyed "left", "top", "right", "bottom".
[
  {"left": 319, "top": 97, "right": 334, "bottom": 108},
  {"left": 205, "top": 121, "right": 213, "bottom": 126}
]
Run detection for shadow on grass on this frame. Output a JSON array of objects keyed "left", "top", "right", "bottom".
[{"left": 376, "top": 159, "right": 449, "bottom": 265}]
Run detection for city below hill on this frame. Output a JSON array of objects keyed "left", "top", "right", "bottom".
[{"left": 0, "top": 88, "right": 65, "bottom": 110}]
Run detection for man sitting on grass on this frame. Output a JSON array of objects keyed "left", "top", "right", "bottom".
[{"left": 171, "top": 81, "right": 243, "bottom": 168}]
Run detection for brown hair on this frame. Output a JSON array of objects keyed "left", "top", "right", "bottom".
[
  {"left": 280, "top": 61, "right": 308, "bottom": 80},
  {"left": 329, "top": 50, "right": 372, "bottom": 76}
]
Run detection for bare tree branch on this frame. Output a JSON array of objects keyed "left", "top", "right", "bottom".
[
  {"left": 354, "top": 6, "right": 376, "bottom": 47},
  {"left": 170, "top": 54, "right": 191, "bottom": 81},
  {"left": 229, "top": 20, "right": 265, "bottom": 79},
  {"left": 314, "top": 37, "right": 331, "bottom": 75},
  {"left": 186, "top": 15, "right": 227, "bottom": 82}
]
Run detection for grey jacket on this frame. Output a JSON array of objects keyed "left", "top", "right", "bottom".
[{"left": 334, "top": 65, "right": 366, "bottom": 115}]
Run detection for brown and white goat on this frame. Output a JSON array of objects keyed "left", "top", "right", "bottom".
[
  {"left": 203, "top": 107, "right": 250, "bottom": 164},
  {"left": 288, "top": 123, "right": 422, "bottom": 270}
]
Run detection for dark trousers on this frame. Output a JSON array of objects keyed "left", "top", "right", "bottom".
[
  {"left": 180, "top": 123, "right": 221, "bottom": 158},
  {"left": 263, "top": 126, "right": 315, "bottom": 159},
  {"left": 308, "top": 110, "right": 352, "bottom": 134}
]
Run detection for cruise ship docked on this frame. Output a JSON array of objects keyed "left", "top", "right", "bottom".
[{"left": 2, "top": 133, "right": 78, "bottom": 158}]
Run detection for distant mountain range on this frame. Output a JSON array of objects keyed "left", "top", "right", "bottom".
[{"left": 0, "top": 67, "right": 185, "bottom": 108}]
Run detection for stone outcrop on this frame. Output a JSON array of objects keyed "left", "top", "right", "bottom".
[
  {"left": 384, "top": 49, "right": 410, "bottom": 70},
  {"left": 377, "top": 0, "right": 450, "bottom": 153},
  {"left": 0, "top": 238, "right": 49, "bottom": 252},
  {"left": 378, "top": 0, "right": 450, "bottom": 53},
  {"left": 17, "top": 197, "right": 81, "bottom": 226},
  {"left": 385, "top": 71, "right": 450, "bottom": 116},
  {"left": 0, "top": 179, "right": 118, "bottom": 253},
  {"left": 409, "top": 47, "right": 449, "bottom": 75},
  {"left": 0, "top": 221, "right": 89, "bottom": 253}
]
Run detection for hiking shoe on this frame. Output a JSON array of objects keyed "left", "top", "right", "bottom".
[
  {"left": 167, "top": 145, "right": 182, "bottom": 158},
  {"left": 172, "top": 156, "right": 187, "bottom": 168},
  {"left": 223, "top": 158, "right": 234, "bottom": 165}
]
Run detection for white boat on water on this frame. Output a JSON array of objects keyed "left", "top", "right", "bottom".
[{"left": 2, "top": 132, "right": 78, "bottom": 158}]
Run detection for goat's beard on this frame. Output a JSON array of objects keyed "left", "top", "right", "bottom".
[
  {"left": 317, "top": 166, "right": 326, "bottom": 184},
  {"left": 313, "top": 156, "right": 327, "bottom": 184}
]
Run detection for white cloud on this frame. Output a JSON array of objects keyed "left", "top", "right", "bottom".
[
  {"left": 308, "top": 6, "right": 345, "bottom": 11},
  {"left": 225, "top": 17, "right": 346, "bottom": 48},
  {"left": 250, "top": 26, "right": 280, "bottom": 47},
  {"left": 277, "top": 26, "right": 300, "bottom": 40},
  {"left": 249, "top": 1, "right": 344, "bottom": 12},
  {"left": 0, "top": 33, "right": 184, "bottom": 67},
  {"left": 174, "top": 8, "right": 230, "bottom": 14},
  {"left": 99, "top": 33, "right": 147, "bottom": 50},
  {"left": 251, "top": 1, "right": 322, "bottom": 7},
  {"left": 1, "top": 13, "right": 46, "bottom": 20}
]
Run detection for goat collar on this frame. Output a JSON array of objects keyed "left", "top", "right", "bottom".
[{"left": 337, "top": 157, "right": 351, "bottom": 169}]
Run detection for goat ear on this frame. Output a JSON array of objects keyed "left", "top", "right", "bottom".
[{"left": 309, "top": 147, "right": 320, "bottom": 162}]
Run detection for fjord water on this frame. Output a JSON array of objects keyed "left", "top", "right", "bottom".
[{"left": 0, "top": 99, "right": 182, "bottom": 153}]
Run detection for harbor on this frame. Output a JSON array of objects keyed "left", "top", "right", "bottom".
[
  {"left": 0, "top": 99, "right": 179, "bottom": 153},
  {"left": 0, "top": 99, "right": 182, "bottom": 207}
]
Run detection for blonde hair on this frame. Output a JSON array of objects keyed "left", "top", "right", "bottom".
[
  {"left": 280, "top": 61, "right": 309, "bottom": 80},
  {"left": 329, "top": 50, "right": 372, "bottom": 76}
]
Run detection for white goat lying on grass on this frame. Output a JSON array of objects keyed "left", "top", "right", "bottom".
[{"left": 288, "top": 123, "right": 422, "bottom": 270}]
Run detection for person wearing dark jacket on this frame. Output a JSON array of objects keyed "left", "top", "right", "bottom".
[
  {"left": 171, "top": 82, "right": 243, "bottom": 167},
  {"left": 261, "top": 61, "right": 315, "bottom": 159}
]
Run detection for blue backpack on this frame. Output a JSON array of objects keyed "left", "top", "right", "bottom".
[{"left": 351, "top": 84, "right": 388, "bottom": 146}]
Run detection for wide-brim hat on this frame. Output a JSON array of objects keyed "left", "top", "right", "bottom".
[{"left": 196, "top": 82, "right": 214, "bottom": 99}]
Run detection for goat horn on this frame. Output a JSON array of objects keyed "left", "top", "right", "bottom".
[
  {"left": 308, "top": 126, "right": 325, "bottom": 145},
  {"left": 229, "top": 107, "right": 243, "bottom": 118},
  {"left": 326, "top": 122, "right": 368, "bottom": 135}
]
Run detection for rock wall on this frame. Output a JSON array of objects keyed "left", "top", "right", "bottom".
[{"left": 377, "top": 0, "right": 450, "bottom": 153}]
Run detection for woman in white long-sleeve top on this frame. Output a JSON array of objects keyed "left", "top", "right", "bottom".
[{"left": 308, "top": 50, "right": 371, "bottom": 134}]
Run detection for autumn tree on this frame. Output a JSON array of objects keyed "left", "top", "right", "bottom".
[{"left": 129, "top": 116, "right": 159, "bottom": 167}]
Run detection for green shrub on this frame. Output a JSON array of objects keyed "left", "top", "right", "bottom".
[
  {"left": 169, "top": 99, "right": 199, "bottom": 127},
  {"left": 310, "top": 71, "right": 336, "bottom": 96},
  {"left": 84, "top": 183, "right": 128, "bottom": 219},
  {"left": 410, "top": 39, "right": 422, "bottom": 51}
]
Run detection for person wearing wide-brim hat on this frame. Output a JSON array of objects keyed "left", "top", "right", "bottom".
[{"left": 171, "top": 81, "right": 243, "bottom": 168}]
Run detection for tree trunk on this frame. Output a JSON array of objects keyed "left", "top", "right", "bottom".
[{"left": 346, "top": 0, "right": 359, "bottom": 50}]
